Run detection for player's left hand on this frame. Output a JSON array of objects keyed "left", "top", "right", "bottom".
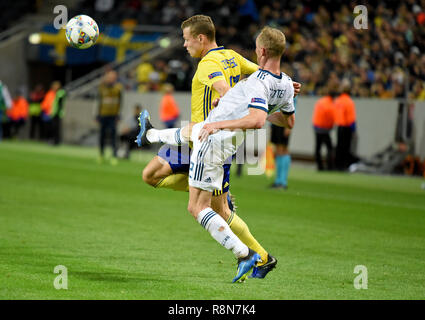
[
  {"left": 199, "top": 123, "right": 218, "bottom": 141},
  {"left": 293, "top": 81, "right": 301, "bottom": 96}
]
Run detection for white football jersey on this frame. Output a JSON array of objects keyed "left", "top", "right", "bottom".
[{"left": 205, "top": 69, "right": 295, "bottom": 124}]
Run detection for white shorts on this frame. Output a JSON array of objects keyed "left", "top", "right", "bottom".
[{"left": 188, "top": 122, "right": 244, "bottom": 192}]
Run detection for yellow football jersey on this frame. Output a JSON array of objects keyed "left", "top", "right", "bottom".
[{"left": 190, "top": 46, "right": 258, "bottom": 123}]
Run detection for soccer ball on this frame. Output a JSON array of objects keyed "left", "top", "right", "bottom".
[{"left": 65, "top": 15, "right": 99, "bottom": 49}]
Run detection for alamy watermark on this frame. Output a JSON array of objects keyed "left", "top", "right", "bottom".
[
  {"left": 53, "top": 265, "right": 68, "bottom": 289},
  {"left": 353, "top": 265, "right": 368, "bottom": 289},
  {"left": 353, "top": 5, "right": 368, "bottom": 30},
  {"left": 53, "top": 5, "right": 68, "bottom": 29}
]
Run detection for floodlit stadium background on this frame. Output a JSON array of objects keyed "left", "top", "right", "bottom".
[{"left": 0, "top": 0, "right": 424, "bottom": 300}]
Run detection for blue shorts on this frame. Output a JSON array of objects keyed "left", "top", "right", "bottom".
[{"left": 158, "top": 144, "right": 230, "bottom": 195}]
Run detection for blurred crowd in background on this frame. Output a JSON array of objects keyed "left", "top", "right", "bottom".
[
  {"left": 1, "top": 0, "right": 424, "bottom": 98},
  {"left": 0, "top": 80, "right": 65, "bottom": 144},
  {"left": 72, "top": 0, "right": 425, "bottom": 99}
]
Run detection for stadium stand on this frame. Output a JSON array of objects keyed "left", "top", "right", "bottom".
[
  {"left": 2, "top": 0, "right": 423, "bottom": 99},
  {"left": 0, "top": 0, "right": 39, "bottom": 32},
  {"left": 67, "top": 0, "right": 425, "bottom": 99}
]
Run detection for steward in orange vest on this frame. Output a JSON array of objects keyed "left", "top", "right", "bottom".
[
  {"left": 334, "top": 88, "right": 358, "bottom": 170},
  {"left": 8, "top": 96, "right": 29, "bottom": 121},
  {"left": 40, "top": 81, "right": 61, "bottom": 141},
  {"left": 159, "top": 84, "right": 180, "bottom": 128},
  {"left": 312, "top": 91, "right": 336, "bottom": 171},
  {"left": 6, "top": 91, "right": 29, "bottom": 138}
]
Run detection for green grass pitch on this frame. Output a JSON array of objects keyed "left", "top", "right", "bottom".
[{"left": 1, "top": 141, "right": 424, "bottom": 300}]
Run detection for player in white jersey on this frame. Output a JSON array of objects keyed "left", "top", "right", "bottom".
[
  {"left": 137, "top": 26, "right": 295, "bottom": 282},
  {"left": 188, "top": 69, "right": 294, "bottom": 192}
]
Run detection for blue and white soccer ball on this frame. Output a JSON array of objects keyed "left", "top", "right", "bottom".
[{"left": 65, "top": 15, "right": 99, "bottom": 49}]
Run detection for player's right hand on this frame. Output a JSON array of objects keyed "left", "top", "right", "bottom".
[
  {"left": 293, "top": 81, "right": 301, "bottom": 96},
  {"left": 199, "top": 123, "right": 218, "bottom": 141}
]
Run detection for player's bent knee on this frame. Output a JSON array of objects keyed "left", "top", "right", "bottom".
[
  {"left": 142, "top": 166, "right": 157, "bottom": 186},
  {"left": 142, "top": 156, "right": 172, "bottom": 187}
]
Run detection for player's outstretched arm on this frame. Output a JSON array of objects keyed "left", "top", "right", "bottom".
[{"left": 199, "top": 108, "right": 267, "bottom": 141}]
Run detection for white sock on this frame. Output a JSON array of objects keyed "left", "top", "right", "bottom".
[
  {"left": 197, "top": 208, "right": 249, "bottom": 259},
  {"left": 146, "top": 128, "right": 187, "bottom": 145}
]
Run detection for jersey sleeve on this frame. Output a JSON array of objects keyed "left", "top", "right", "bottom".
[
  {"left": 245, "top": 77, "right": 269, "bottom": 113},
  {"left": 234, "top": 51, "right": 259, "bottom": 75},
  {"left": 196, "top": 59, "right": 226, "bottom": 87}
]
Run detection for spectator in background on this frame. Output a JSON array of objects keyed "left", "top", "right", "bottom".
[
  {"left": 136, "top": 59, "right": 168, "bottom": 92},
  {"left": 0, "top": 80, "right": 12, "bottom": 142},
  {"left": 269, "top": 126, "right": 292, "bottom": 189},
  {"left": 161, "top": 0, "right": 180, "bottom": 25},
  {"left": 136, "top": 59, "right": 154, "bottom": 92},
  {"left": 79, "top": 0, "right": 425, "bottom": 100},
  {"left": 159, "top": 83, "right": 180, "bottom": 128},
  {"left": 312, "top": 86, "right": 336, "bottom": 171},
  {"left": 412, "top": 81, "right": 425, "bottom": 100},
  {"left": 120, "top": 69, "right": 138, "bottom": 91},
  {"left": 148, "top": 60, "right": 168, "bottom": 91},
  {"left": 269, "top": 97, "right": 297, "bottom": 190},
  {"left": 41, "top": 81, "right": 61, "bottom": 141},
  {"left": 95, "top": 0, "right": 115, "bottom": 12},
  {"left": 119, "top": 104, "right": 142, "bottom": 159},
  {"left": 7, "top": 88, "right": 29, "bottom": 139},
  {"left": 50, "top": 85, "right": 66, "bottom": 145},
  {"left": 165, "top": 58, "right": 193, "bottom": 91},
  {"left": 97, "top": 70, "right": 122, "bottom": 165},
  {"left": 334, "top": 81, "right": 358, "bottom": 171},
  {"left": 29, "top": 84, "right": 45, "bottom": 140}
]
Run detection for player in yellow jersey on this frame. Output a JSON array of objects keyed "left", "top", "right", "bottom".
[
  {"left": 187, "top": 45, "right": 258, "bottom": 124},
  {"left": 139, "top": 15, "right": 300, "bottom": 278}
]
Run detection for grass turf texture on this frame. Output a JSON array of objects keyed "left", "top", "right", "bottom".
[{"left": 0, "top": 141, "right": 424, "bottom": 300}]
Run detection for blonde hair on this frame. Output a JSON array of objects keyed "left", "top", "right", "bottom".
[
  {"left": 257, "top": 26, "right": 286, "bottom": 58},
  {"left": 181, "top": 15, "right": 215, "bottom": 41}
]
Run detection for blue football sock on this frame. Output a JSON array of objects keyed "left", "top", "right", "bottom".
[
  {"left": 275, "top": 154, "right": 291, "bottom": 186},
  {"left": 275, "top": 155, "right": 284, "bottom": 185},
  {"left": 278, "top": 154, "right": 291, "bottom": 186}
]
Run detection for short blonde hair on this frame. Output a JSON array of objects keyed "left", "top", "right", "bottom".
[
  {"left": 181, "top": 15, "right": 216, "bottom": 41},
  {"left": 257, "top": 26, "right": 286, "bottom": 58}
]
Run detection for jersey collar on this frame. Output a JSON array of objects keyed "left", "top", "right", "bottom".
[
  {"left": 205, "top": 46, "right": 225, "bottom": 56},
  {"left": 259, "top": 68, "right": 282, "bottom": 79}
]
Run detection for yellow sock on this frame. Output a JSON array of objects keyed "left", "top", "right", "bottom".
[
  {"left": 155, "top": 173, "right": 189, "bottom": 192},
  {"left": 227, "top": 212, "right": 268, "bottom": 266}
]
